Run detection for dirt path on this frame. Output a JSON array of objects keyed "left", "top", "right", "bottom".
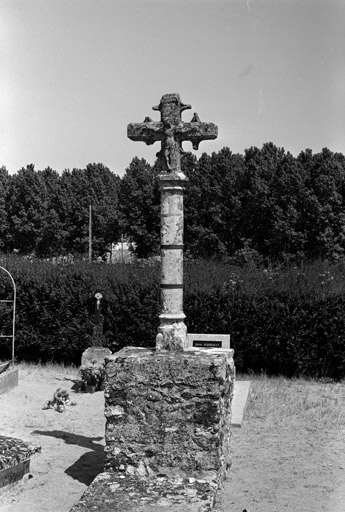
[
  {"left": 218, "top": 379, "right": 345, "bottom": 512},
  {"left": 0, "top": 366, "right": 105, "bottom": 512},
  {"left": 1, "top": 367, "right": 344, "bottom": 511},
  {"left": 220, "top": 423, "right": 345, "bottom": 511}
]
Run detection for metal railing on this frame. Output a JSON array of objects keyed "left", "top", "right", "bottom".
[{"left": 0, "top": 266, "right": 16, "bottom": 365}]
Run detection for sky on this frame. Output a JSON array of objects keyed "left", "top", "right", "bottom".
[{"left": 1, "top": 0, "right": 344, "bottom": 176}]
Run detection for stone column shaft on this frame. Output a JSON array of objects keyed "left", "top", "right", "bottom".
[
  {"left": 127, "top": 94, "right": 217, "bottom": 352},
  {"left": 156, "top": 173, "right": 188, "bottom": 351}
]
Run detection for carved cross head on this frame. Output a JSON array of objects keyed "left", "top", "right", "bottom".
[{"left": 127, "top": 93, "right": 218, "bottom": 175}]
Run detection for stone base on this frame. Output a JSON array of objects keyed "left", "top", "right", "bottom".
[
  {"left": 70, "top": 472, "right": 217, "bottom": 512},
  {"left": 0, "top": 367, "right": 19, "bottom": 395},
  {"left": 156, "top": 320, "right": 187, "bottom": 351},
  {"left": 104, "top": 347, "right": 235, "bottom": 489},
  {"left": 81, "top": 347, "right": 112, "bottom": 367}
]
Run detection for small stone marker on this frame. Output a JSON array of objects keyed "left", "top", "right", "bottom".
[
  {"left": 231, "top": 381, "right": 251, "bottom": 428},
  {"left": 186, "top": 333, "right": 230, "bottom": 350}
]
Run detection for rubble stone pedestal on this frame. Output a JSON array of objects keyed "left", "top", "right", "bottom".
[{"left": 71, "top": 347, "right": 234, "bottom": 511}]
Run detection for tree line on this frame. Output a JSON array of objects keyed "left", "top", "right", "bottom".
[{"left": 1, "top": 142, "right": 345, "bottom": 262}]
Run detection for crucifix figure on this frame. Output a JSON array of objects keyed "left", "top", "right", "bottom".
[
  {"left": 128, "top": 93, "right": 217, "bottom": 175},
  {"left": 128, "top": 93, "right": 217, "bottom": 351}
]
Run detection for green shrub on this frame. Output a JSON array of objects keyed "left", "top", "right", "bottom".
[{"left": 0, "top": 256, "right": 344, "bottom": 379}]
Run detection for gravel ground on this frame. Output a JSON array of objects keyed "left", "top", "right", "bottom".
[{"left": 1, "top": 366, "right": 344, "bottom": 512}]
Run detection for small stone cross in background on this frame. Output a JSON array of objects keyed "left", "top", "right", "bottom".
[
  {"left": 128, "top": 93, "right": 217, "bottom": 351},
  {"left": 92, "top": 291, "right": 104, "bottom": 346}
]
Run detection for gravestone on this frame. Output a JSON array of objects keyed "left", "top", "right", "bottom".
[{"left": 186, "top": 333, "right": 231, "bottom": 350}]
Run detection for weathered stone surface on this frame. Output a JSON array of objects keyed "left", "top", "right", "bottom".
[
  {"left": 156, "top": 319, "right": 187, "bottom": 352},
  {"left": 70, "top": 471, "right": 217, "bottom": 511},
  {"left": 160, "top": 186, "right": 184, "bottom": 246},
  {"left": 128, "top": 93, "right": 217, "bottom": 176},
  {"left": 104, "top": 348, "right": 234, "bottom": 489},
  {"left": 0, "top": 435, "right": 41, "bottom": 488},
  {"left": 128, "top": 94, "right": 218, "bottom": 351},
  {"left": 156, "top": 174, "right": 187, "bottom": 350},
  {"left": 0, "top": 436, "right": 40, "bottom": 471}
]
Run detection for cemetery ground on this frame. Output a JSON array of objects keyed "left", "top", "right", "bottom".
[{"left": 0, "top": 364, "right": 344, "bottom": 512}]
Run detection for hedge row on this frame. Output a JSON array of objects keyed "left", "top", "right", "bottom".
[
  {"left": 0, "top": 258, "right": 344, "bottom": 379},
  {"left": 185, "top": 291, "right": 345, "bottom": 379}
]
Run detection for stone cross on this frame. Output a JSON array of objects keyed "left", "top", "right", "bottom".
[
  {"left": 128, "top": 93, "right": 217, "bottom": 351},
  {"left": 92, "top": 291, "right": 104, "bottom": 346}
]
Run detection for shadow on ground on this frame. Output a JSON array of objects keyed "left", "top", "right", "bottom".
[
  {"left": 55, "top": 376, "right": 84, "bottom": 392},
  {"left": 32, "top": 430, "right": 105, "bottom": 485},
  {"left": 65, "top": 448, "right": 105, "bottom": 485}
]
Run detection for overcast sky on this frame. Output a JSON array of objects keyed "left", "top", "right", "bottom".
[{"left": 1, "top": 0, "right": 344, "bottom": 175}]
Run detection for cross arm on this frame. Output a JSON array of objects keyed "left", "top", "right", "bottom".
[
  {"left": 127, "top": 117, "right": 164, "bottom": 146},
  {"left": 176, "top": 113, "right": 218, "bottom": 150}
]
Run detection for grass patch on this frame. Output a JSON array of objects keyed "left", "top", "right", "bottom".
[
  {"left": 17, "top": 361, "right": 79, "bottom": 379},
  {"left": 245, "top": 374, "right": 345, "bottom": 428}
]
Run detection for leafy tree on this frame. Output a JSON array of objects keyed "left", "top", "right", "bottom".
[
  {"left": 6, "top": 165, "right": 47, "bottom": 254},
  {"left": 35, "top": 167, "right": 71, "bottom": 257},
  {"left": 0, "top": 167, "right": 9, "bottom": 250},
  {"left": 297, "top": 148, "right": 345, "bottom": 260},
  {"left": 259, "top": 144, "right": 307, "bottom": 261},
  {"left": 184, "top": 148, "right": 244, "bottom": 258},
  {"left": 60, "top": 164, "right": 121, "bottom": 256},
  {"left": 236, "top": 143, "right": 308, "bottom": 261},
  {"left": 208, "top": 148, "right": 244, "bottom": 256},
  {"left": 3, "top": 144, "right": 345, "bottom": 263},
  {"left": 119, "top": 157, "right": 160, "bottom": 258},
  {"left": 83, "top": 163, "right": 121, "bottom": 256}
]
